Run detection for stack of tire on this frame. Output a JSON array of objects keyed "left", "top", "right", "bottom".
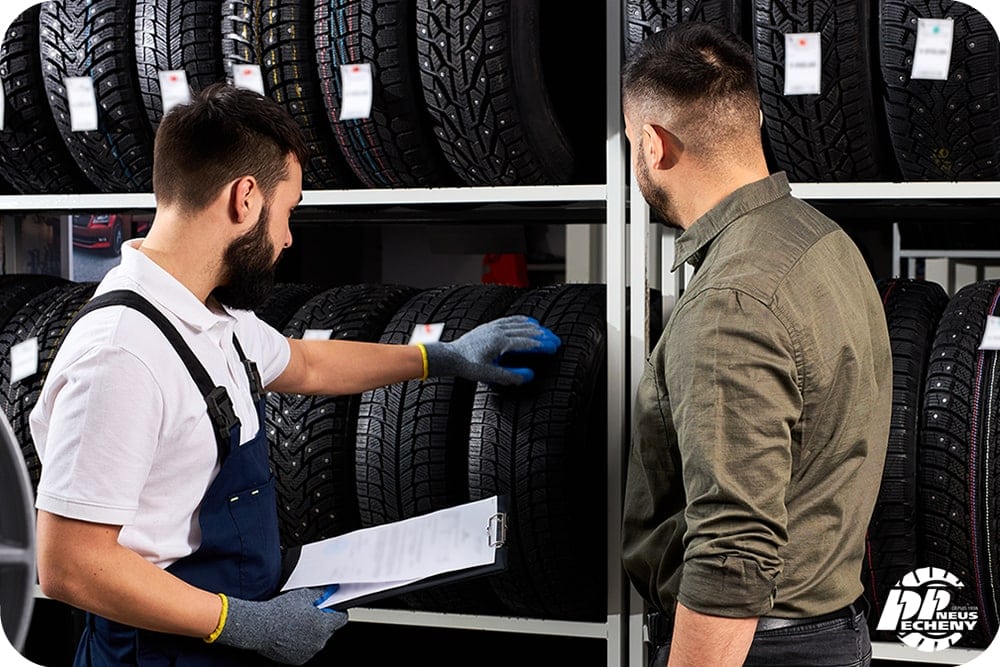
[
  {"left": 860, "top": 277, "right": 1000, "bottom": 649},
  {"left": 0, "top": 276, "right": 610, "bottom": 623},
  {"left": 0, "top": 0, "right": 605, "bottom": 194},
  {"left": 625, "top": 0, "right": 1000, "bottom": 182},
  {"left": 265, "top": 281, "right": 610, "bottom": 622}
]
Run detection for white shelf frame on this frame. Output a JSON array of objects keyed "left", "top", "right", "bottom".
[
  {"left": 2, "top": 181, "right": 997, "bottom": 211},
  {"left": 0, "top": 185, "right": 609, "bottom": 210}
]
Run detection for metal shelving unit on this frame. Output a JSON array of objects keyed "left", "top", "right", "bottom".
[{"left": 12, "top": 1, "right": 632, "bottom": 664}]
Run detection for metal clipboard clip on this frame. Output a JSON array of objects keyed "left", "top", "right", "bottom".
[{"left": 487, "top": 512, "right": 507, "bottom": 548}]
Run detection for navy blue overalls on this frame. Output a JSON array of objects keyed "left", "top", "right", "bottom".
[{"left": 67, "top": 290, "right": 282, "bottom": 666}]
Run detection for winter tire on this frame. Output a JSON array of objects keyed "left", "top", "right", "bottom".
[
  {"left": 39, "top": 1, "right": 155, "bottom": 192},
  {"left": 254, "top": 282, "right": 324, "bottom": 331},
  {"left": 220, "top": 0, "right": 259, "bottom": 85},
  {"left": 468, "top": 283, "right": 607, "bottom": 620},
  {"left": 920, "top": 279, "right": 1000, "bottom": 648},
  {"left": 5, "top": 282, "right": 98, "bottom": 494},
  {"left": 314, "top": 0, "right": 457, "bottom": 188},
  {"left": 257, "top": 0, "right": 357, "bottom": 189},
  {"left": 879, "top": 0, "right": 1000, "bottom": 180},
  {"left": 625, "top": 0, "right": 745, "bottom": 54},
  {"left": 355, "top": 284, "right": 521, "bottom": 613},
  {"left": 752, "top": 0, "right": 896, "bottom": 181},
  {"left": 415, "top": 0, "right": 603, "bottom": 186},
  {"left": 0, "top": 280, "right": 71, "bottom": 418},
  {"left": 0, "top": 7, "right": 92, "bottom": 194},
  {"left": 134, "top": 0, "right": 225, "bottom": 129},
  {"left": 864, "top": 278, "right": 948, "bottom": 640},
  {"left": 267, "top": 283, "right": 418, "bottom": 548}
]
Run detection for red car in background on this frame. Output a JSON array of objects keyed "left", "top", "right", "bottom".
[{"left": 72, "top": 213, "right": 153, "bottom": 256}]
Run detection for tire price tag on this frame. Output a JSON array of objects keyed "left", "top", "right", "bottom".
[
  {"left": 10, "top": 337, "right": 38, "bottom": 385},
  {"left": 339, "top": 63, "right": 373, "bottom": 121},
  {"left": 232, "top": 64, "right": 265, "bottom": 96},
  {"left": 409, "top": 323, "right": 445, "bottom": 345},
  {"left": 302, "top": 329, "right": 334, "bottom": 340},
  {"left": 979, "top": 316, "right": 1000, "bottom": 350},
  {"left": 158, "top": 70, "right": 191, "bottom": 116},
  {"left": 65, "top": 76, "right": 99, "bottom": 132},
  {"left": 911, "top": 18, "right": 954, "bottom": 81},
  {"left": 783, "top": 33, "right": 822, "bottom": 96}
]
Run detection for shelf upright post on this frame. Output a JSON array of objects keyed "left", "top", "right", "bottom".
[{"left": 605, "top": 1, "right": 628, "bottom": 667}]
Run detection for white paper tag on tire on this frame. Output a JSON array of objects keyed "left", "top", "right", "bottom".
[
  {"left": 65, "top": 76, "right": 99, "bottom": 131},
  {"left": 409, "top": 323, "right": 445, "bottom": 345},
  {"left": 302, "top": 329, "right": 334, "bottom": 340},
  {"left": 0, "top": 77, "right": 5, "bottom": 131},
  {"left": 979, "top": 316, "right": 1000, "bottom": 350},
  {"left": 339, "top": 63, "right": 373, "bottom": 120},
  {"left": 783, "top": 33, "right": 822, "bottom": 95},
  {"left": 10, "top": 338, "right": 38, "bottom": 384},
  {"left": 232, "top": 64, "right": 265, "bottom": 96},
  {"left": 911, "top": 18, "right": 954, "bottom": 81},
  {"left": 158, "top": 70, "right": 191, "bottom": 116}
]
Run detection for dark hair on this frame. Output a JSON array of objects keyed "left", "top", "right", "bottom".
[
  {"left": 152, "top": 83, "right": 309, "bottom": 211},
  {"left": 622, "top": 22, "right": 760, "bottom": 153}
]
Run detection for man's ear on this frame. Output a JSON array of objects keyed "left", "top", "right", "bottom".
[
  {"left": 228, "top": 176, "right": 257, "bottom": 225},
  {"left": 644, "top": 123, "right": 682, "bottom": 170}
]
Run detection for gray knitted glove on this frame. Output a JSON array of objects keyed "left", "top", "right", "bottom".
[
  {"left": 215, "top": 587, "right": 348, "bottom": 665},
  {"left": 423, "top": 315, "right": 561, "bottom": 385}
]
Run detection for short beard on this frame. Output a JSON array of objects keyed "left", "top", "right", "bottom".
[
  {"left": 636, "top": 138, "right": 682, "bottom": 231},
  {"left": 212, "top": 201, "right": 278, "bottom": 311}
]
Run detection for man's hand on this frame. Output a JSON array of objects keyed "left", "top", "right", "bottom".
[
  {"left": 215, "top": 587, "right": 348, "bottom": 665},
  {"left": 423, "top": 315, "right": 561, "bottom": 385}
]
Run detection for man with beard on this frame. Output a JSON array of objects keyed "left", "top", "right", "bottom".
[
  {"left": 620, "top": 23, "right": 892, "bottom": 667},
  {"left": 30, "top": 83, "right": 560, "bottom": 667}
]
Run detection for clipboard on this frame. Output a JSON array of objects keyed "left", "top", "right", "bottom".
[{"left": 278, "top": 495, "right": 509, "bottom": 610}]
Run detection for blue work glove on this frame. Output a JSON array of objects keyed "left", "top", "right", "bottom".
[
  {"left": 423, "top": 315, "right": 561, "bottom": 385},
  {"left": 214, "top": 585, "right": 347, "bottom": 665}
]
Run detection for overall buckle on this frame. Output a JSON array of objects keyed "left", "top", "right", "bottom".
[{"left": 205, "top": 386, "right": 240, "bottom": 445}]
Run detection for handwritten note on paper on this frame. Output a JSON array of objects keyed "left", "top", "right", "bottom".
[{"left": 280, "top": 495, "right": 500, "bottom": 608}]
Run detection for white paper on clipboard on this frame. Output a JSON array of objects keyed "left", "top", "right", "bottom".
[{"left": 280, "top": 495, "right": 503, "bottom": 609}]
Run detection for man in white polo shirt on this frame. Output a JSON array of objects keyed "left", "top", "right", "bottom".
[{"left": 30, "top": 83, "right": 560, "bottom": 667}]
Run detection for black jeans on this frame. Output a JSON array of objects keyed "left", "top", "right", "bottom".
[{"left": 648, "top": 605, "right": 871, "bottom": 667}]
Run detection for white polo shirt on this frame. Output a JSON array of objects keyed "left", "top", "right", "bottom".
[{"left": 30, "top": 240, "right": 291, "bottom": 568}]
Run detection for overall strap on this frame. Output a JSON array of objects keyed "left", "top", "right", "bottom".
[
  {"left": 71, "top": 290, "right": 240, "bottom": 453},
  {"left": 231, "top": 336, "right": 264, "bottom": 403}
]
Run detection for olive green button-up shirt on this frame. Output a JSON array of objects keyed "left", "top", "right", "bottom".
[{"left": 622, "top": 172, "right": 892, "bottom": 619}]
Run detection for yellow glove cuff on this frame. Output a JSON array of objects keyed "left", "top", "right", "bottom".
[
  {"left": 415, "top": 343, "right": 429, "bottom": 381},
  {"left": 204, "top": 593, "right": 229, "bottom": 644}
]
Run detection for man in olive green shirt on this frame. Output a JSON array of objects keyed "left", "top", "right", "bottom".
[{"left": 621, "top": 23, "right": 892, "bottom": 667}]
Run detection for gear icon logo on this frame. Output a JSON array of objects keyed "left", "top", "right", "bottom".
[{"left": 876, "top": 567, "right": 979, "bottom": 652}]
